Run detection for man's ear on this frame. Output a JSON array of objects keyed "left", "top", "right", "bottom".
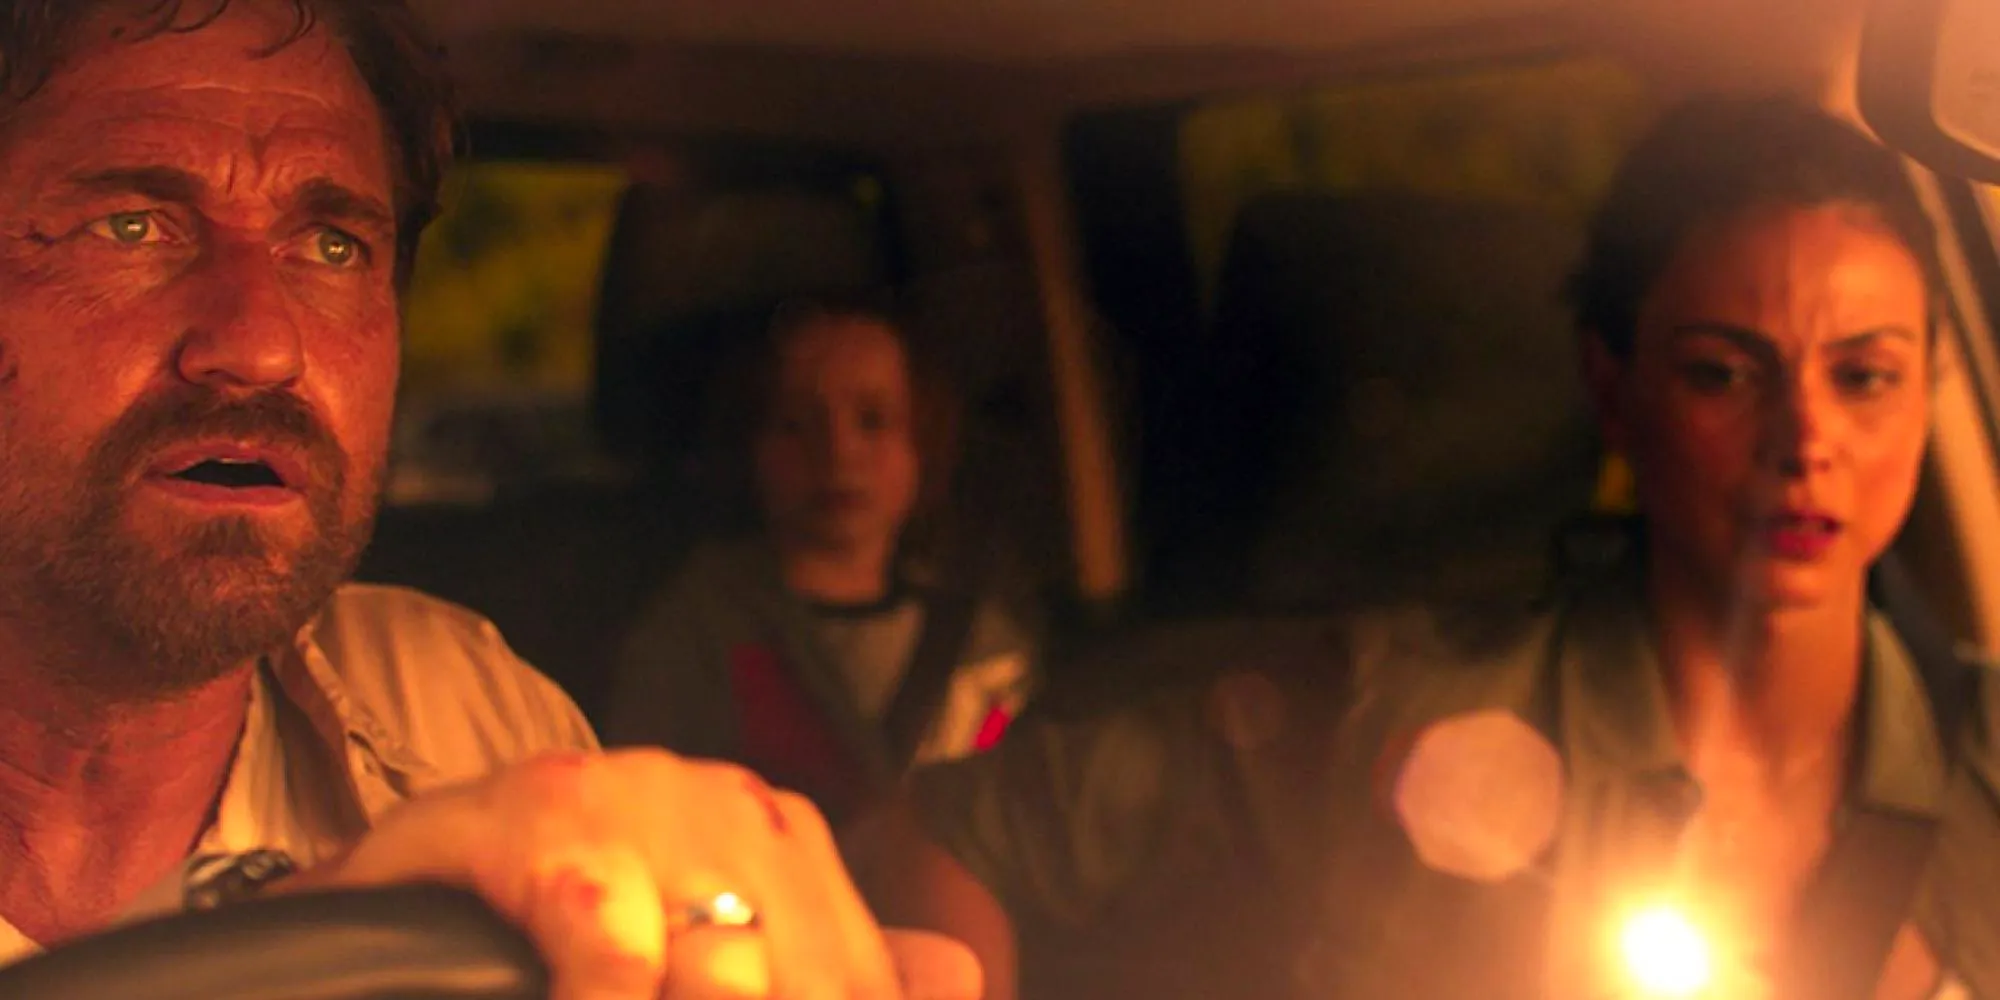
[{"left": 1580, "top": 332, "right": 1630, "bottom": 454}]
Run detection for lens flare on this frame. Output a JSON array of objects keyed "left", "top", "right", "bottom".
[{"left": 1620, "top": 906, "right": 1713, "bottom": 998}]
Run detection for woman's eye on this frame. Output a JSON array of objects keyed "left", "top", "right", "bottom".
[
  {"left": 88, "top": 211, "right": 168, "bottom": 246},
  {"left": 308, "top": 227, "right": 367, "bottom": 268},
  {"left": 1680, "top": 359, "right": 1755, "bottom": 395},
  {"left": 1832, "top": 363, "right": 1904, "bottom": 398}
]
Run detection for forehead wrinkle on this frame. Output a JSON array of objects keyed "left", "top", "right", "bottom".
[
  {"left": 42, "top": 97, "right": 384, "bottom": 169},
  {"left": 9, "top": 107, "right": 389, "bottom": 227},
  {"left": 3, "top": 8, "right": 389, "bottom": 188},
  {"left": 67, "top": 78, "right": 353, "bottom": 117}
]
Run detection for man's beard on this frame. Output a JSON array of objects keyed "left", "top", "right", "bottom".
[{"left": 9, "top": 387, "right": 378, "bottom": 699}]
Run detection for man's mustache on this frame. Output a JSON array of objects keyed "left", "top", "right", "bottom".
[{"left": 87, "top": 387, "right": 347, "bottom": 492}]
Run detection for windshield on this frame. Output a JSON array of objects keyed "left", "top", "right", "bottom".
[{"left": 7, "top": 3, "right": 2000, "bottom": 999}]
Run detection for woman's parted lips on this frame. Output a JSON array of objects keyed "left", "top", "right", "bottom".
[
  {"left": 1763, "top": 509, "right": 1842, "bottom": 532},
  {"left": 1751, "top": 505, "right": 1844, "bottom": 560},
  {"left": 1740, "top": 491, "right": 1844, "bottom": 533}
]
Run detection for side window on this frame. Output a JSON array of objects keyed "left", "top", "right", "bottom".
[
  {"left": 1069, "top": 58, "right": 1649, "bottom": 613},
  {"left": 1977, "top": 184, "right": 2000, "bottom": 344},
  {"left": 1957, "top": 185, "right": 2000, "bottom": 434}
]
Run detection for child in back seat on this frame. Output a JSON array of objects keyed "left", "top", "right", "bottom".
[{"left": 602, "top": 292, "right": 1039, "bottom": 823}]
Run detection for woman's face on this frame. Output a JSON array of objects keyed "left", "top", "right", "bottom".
[
  {"left": 1590, "top": 204, "right": 1932, "bottom": 611},
  {"left": 754, "top": 316, "right": 920, "bottom": 557}
]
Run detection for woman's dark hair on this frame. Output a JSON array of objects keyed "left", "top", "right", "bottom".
[
  {"left": 700, "top": 289, "right": 962, "bottom": 554},
  {"left": 0, "top": 0, "right": 455, "bottom": 284},
  {"left": 1569, "top": 95, "right": 1947, "bottom": 356}
]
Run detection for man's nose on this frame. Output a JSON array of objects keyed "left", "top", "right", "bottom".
[{"left": 174, "top": 241, "right": 306, "bottom": 390}]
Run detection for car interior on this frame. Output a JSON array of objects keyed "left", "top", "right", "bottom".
[
  {"left": 4, "top": 0, "right": 2000, "bottom": 995},
  {"left": 348, "top": 0, "right": 2000, "bottom": 731}
]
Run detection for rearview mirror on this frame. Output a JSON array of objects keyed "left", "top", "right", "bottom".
[{"left": 1857, "top": 0, "right": 2000, "bottom": 182}]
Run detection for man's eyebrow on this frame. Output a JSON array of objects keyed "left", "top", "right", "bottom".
[
  {"left": 62, "top": 166, "right": 205, "bottom": 204},
  {"left": 292, "top": 178, "right": 395, "bottom": 234}
]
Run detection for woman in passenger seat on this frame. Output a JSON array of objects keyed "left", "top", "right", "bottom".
[
  {"left": 855, "top": 97, "right": 2000, "bottom": 1000},
  {"left": 604, "top": 293, "right": 1039, "bottom": 824}
]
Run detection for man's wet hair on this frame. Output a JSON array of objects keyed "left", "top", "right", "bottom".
[
  {"left": 1569, "top": 95, "right": 1947, "bottom": 356},
  {"left": 0, "top": 0, "right": 455, "bottom": 283}
]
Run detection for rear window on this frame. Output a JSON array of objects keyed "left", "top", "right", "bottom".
[
  {"left": 393, "top": 162, "right": 629, "bottom": 506},
  {"left": 1068, "top": 57, "right": 1650, "bottom": 613},
  {"left": 1180, "top": 59, "right": 1647, "bottom": 306}
]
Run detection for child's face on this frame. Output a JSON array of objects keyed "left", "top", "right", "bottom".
[{"left": 754, "top": 317, "right": 921, "bottom": 557}]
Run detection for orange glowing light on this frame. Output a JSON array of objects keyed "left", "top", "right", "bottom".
[{"left": 1619, "top": 906, "right": 1714, "bottom": 998}]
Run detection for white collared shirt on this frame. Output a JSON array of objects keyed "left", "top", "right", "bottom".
[{"left": 0, "top": 583, "right": 598, "bottom": 966}]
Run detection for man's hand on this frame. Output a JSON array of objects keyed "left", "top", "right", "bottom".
[{"left": 287, "top": 750, "right": 982, "bottom": 1000}]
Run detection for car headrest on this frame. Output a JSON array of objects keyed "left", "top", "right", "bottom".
[
  {"left": 591, "top": 180, "right": 890, "bottom": 473},
  {"left": 1212, "top": 191, "right": 1600, "bottom": 609}
]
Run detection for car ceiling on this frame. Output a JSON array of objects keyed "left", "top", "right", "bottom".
[
  {"left": 412, "top": 0, "right": 1563, "bottom": 63},
  {"left": 412, "top": 0, "right": 1868, "bottom": 147}
]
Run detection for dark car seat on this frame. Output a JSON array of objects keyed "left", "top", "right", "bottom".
[
  {"left": 357, "top": 179, "right": 891, "bottom": 726},
  {"left": 355, "top": 479, "right": 699, "bottom": 721},
  {"left": 1012, "top": 192, "right": 1604, "bottom": 1000},
  {"left": 1206, "top": 190, "right": 1600, "bottom": 612}
]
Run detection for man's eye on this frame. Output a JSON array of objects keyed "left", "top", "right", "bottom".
[
  {"left": 88, "top": 211, "right": 168, "bottom": 246},
  {"left": 310, "top": 227, "right": 367, "bottom": 268}
]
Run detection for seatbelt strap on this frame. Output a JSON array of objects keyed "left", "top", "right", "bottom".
[
  {"left": 878, "top": 585, "right": 980, "bottom": 772},
  {"left": 878, "top": 494, "right": 1010, "bottom": 775},
  {"left": 1777, "top": 810, "right": 1940, "bottom": 1000},
  {"left": 1873, "top": 555, "right": 1980, "bottom": 750},
  {"left": 1773, "top": 555, "right": 1978, "bottom": 1000}
]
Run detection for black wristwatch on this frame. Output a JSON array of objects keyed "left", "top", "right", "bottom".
[{"left": 182, "top": 850, "right": 300, "bottom": 911}]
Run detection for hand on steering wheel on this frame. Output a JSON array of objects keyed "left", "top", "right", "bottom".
[{"left": 289, "top": 749, "right": 982, "bottom": 1000}]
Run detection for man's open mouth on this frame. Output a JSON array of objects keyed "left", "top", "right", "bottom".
[
  {"left": 168, "top": 458, "right": 287, "bottom": 490},
  {"left": 147, "top": 443, "right": 308, "bottom": 497}
]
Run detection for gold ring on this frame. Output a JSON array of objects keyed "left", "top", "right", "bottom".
[{"left": 675, "top": 891, "right": 760, "bottom": 931}]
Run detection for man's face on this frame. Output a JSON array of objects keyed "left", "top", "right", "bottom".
[{"left": 0, "top": 3, "right": 400, "bottom": 691}]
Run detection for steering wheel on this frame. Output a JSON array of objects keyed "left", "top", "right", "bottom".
[{"left": 0, "top": 884, "right": 550, "bottom": 999}]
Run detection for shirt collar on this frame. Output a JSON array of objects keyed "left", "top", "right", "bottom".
[
  {"left": 262, "top": 618, "right": 439, "bottom": 830},
  {"left": 1556, "top": 576, "right": 1684, "bottom": 789},
  {"left": 1555, "top": 580, "right": 1952, "bottom": 819},
  {"left": 1852, "top": 612, "right": 1950, "bottom": 817}
]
